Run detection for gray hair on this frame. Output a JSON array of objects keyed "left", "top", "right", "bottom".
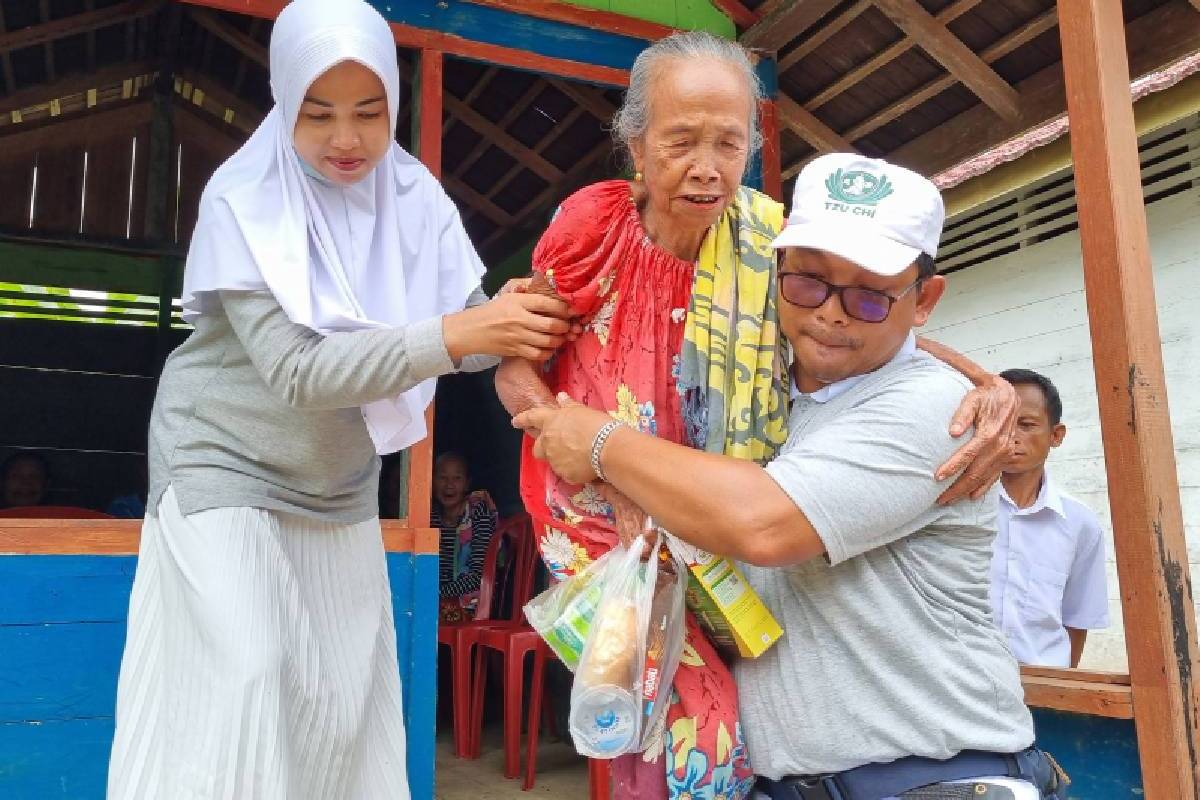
[{"left": 612, "top": 32, "right": 764, "bottom": 171}]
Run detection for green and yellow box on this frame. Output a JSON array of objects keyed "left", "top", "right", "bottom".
[{"left": 675, "top": 547, "right": 782, "bottom": 658}]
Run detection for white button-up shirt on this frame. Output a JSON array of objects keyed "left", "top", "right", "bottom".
[{"left": 990, "top": 474, "right": 1110, "bottom": 667}]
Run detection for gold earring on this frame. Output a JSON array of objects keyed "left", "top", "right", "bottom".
[{"left": 634, "top": 171, "right": 643, "bottom": 182}]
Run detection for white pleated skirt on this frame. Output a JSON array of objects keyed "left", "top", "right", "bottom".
[{"left": 107, "top": 487, "right": 409, "bottom": 800}]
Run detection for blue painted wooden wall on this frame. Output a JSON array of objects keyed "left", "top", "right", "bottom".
[
  {"left": 1031, "top": 708, "right": 1142, "bottom": 798},
  {"left": 0, "top": 551, "right": 439, "bottom": 799}
]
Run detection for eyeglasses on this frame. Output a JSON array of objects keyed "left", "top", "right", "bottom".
[{"left": 778, "top": 271, "right": 921, "bottom": 323}]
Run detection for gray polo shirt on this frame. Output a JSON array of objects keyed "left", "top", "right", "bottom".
[{"left": 736, "top": 346, "right": 1034, "bottom": 779}]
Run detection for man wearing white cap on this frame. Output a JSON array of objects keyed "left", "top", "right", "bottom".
[{"left": 515, "top": 154, "right": 1065, "bottom": 799}]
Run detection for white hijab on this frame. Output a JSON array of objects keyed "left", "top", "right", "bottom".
[{"left": 182, "top": 0, "right": 484, "bottom": 453}]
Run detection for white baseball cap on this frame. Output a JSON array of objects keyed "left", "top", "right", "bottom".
[{"left": 771, "top": 153, "right": 945, "bottom": 277}]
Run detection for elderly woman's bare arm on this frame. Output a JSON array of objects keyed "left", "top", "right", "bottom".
[
  {"left": 495, "top": 273, "right": 562, "bottom": 416},
  {"left": 916, "top": 336, "right": 1019, "bottom": 503}
]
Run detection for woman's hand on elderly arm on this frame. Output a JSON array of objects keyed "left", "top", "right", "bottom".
[
  {"left": 917, "top": 336, "right": 1019, "bottom": 505},
  {"left": 512, "top": 395, "right": 825, "bottom": 566},
  {"left": 494, "top": 272, "right": 580, "bottom": 416}
]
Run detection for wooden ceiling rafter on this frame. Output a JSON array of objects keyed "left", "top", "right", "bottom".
[
  {"left": 174, "top": 67, "right": 262, "bottom": 134},
  {"left": 482, "top": 102, "right": 588, "bottom": 208},
  {"left": 0, "top": 0, "right": 161, "bottom": 56},
  {"left": 546, "top": 78, "right": 616, "bottom": 122},
  {"left": 442, "top": 175, "right": 516, "bottom": 227},
  {"left": 742, "top": 0, "right": 843, "bottom": 51},
  {"left": 397, "top": 61, "right": 564, "bottom": 184},
  {"left": 0, "top": 4, "right": 15, "bottom": 95},
  {"left": 188, "top": 6, "right": 268, "bottom": 69},
  {"left": 778, "top": 0, "right": 872, "bottom": 74},
  {"left": 709, "top": 0, "right": 760, "bottom": 31},
  {"left": 39, "top": 0, "right": 56, "bottom": 84},
  {"left": 799, "top": 0, "right": 982, "bottom": 112},
  {"left": 778, "top": 95, "right": 854, "bottom": 154},
  {"left": 890, "top": 0, "right": 1200, "bottom": 178},
  {"left": 782, "top": 6, "right": 1061, "bottom": 179},
  {"left": 230, "top": 17, "right": 265, "bottom": 94},
  {"left": 449, "top": 76, "right": 544, "bottom": 181},
  {"left": 0, "top": 61, "right": 157, "bottom": 130},
  {"left": 0, "top": 98, "right": 154, "bottom": 161},
  {"left": 871, "top": 0, "right": 1019, "bottom": 122},
  {"left": 84, "top": 0, "right": 98, "bottom": 72},
  {"left": 480, "top": 136, "right": 612, "bottom": 251}
]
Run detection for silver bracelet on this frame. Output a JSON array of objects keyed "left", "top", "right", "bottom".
[{"left": 590, "top": 420, "right": 624, "bottom": 482}]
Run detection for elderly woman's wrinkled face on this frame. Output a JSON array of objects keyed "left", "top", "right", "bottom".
[
  {"left": 293, "top": 60, "right": 392, "bottom": 185},
  {"left": 629, "top": 57, "right": 751, "bottom": 233}
]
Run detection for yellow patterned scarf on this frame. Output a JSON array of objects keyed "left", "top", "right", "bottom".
[{"left": 679, "top": 186, "right": 790, "bottom": 463}]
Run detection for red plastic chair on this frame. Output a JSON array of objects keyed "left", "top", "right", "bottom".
[
  {"left": 437, "top": 512, "right": 534, "bottom": 758},
  {"left": 0, "top": 506, "right": 113, "bottom": 518}
]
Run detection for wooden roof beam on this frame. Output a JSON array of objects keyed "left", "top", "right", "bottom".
[
  {"left": 888, "top": 1, "right": 1200, "bottom": 178},
  {"left": 38, "top": 0, "right": 55, "bottom": 83},
  {"left": 803, "top": 0, "right": 981, "bottom": 111},
  {"left": 0, "top": 61, "right": 157, "bottom": 124},
  {"left": 481, "top": 137, "right": 611, "bottom": 251},
  {"left": 548, "top": 78, "right": 617, "bottom": 122},
  {"left": 442, "top": 175, "right": 516, "bottom": 227},
  {"left": 0, "top": 0, "right": 161, "bottom": 55},
  {"left": 742, "top": 0, "right": 842, "bottom": 52},
  {"left": 484, "top": 104, "right": 588, "bottom": 204},
  {"left": 0, "top": 5, "right": 15, "bottom": 94},
  {"left": 777, "top": 95, "right": 854, "bottom": 154},
  {"left": 779, "top": 7, "right": 1059, "bottom": 177},
  {"left": 711, "top": 0, "right": 760, "bottom": 30},
  {"left": 175, "top": 68, "right": 263, "bottom": 134},
  {"left": 0, "top": 100, "right": 154, "bottom": 161},
  {"left": 871, "top": 0, "right": 1019, "bottom": 122},
  {"left": 397, "top": 61, "right": 563, "bottom": 183},
  {"left": 188, "top": 6, "right": 268, "bottom": 69},
  {"left": 450, "top": 79, "right": 545, "bottom": 180},
  {"left": 778, "top": 0, "right": 872, "bottom": 74}
]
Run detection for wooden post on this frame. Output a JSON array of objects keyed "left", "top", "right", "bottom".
[
  {"left": 759, "top": 98, "right": 783, "bottom": 202},
  {"left": 143, "top": 5, "right": 179, "bottom": 242},
  {"left": 406, "top": 47, "right": 444, "bottom": 530},
  {"left": 1057, "top": 2, "right": 1200, "bottom": 797}
]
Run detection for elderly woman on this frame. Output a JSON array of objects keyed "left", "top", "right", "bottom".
[{"left": 497, "top": 33, "right": 1015, "bottom": 800}]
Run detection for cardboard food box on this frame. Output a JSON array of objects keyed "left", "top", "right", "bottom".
[{"left": 669, "top": 539, "right": 782, "bottom": 658}]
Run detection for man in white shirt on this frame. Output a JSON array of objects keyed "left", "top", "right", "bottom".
[{"left": 991, "top": 369, "right": 1109, "bottom": 668}]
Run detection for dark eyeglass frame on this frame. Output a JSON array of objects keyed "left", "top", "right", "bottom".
[{"left": 777, "top": 269, "right": 923, "bottom": 323}]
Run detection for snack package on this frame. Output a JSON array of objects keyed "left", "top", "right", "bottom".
[
  {"left": 525, "top": 551, "right": 609, "bottom": 671},
  {"left": 637, "top": 533, "right": 686, "bottom": 750},
  {"left": 666, "top": 537, "right": 783, "bottom": 658}
]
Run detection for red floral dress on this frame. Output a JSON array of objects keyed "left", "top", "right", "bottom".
[{"left": 521, "top": 181, "right": 756, "bottom": 800}]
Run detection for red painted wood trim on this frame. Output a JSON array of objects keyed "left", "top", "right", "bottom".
[
  {"left": 461, "top": 0, "right": 676, "bottom": 41},
  {"left": 710, "top": 0, "right": 760, "bottom": 29},
  {"left": 177, "top": 0, "right": 630, "bottom": 86},
  {"left": 418, "top": 49, "right": 444, "bottom": 178},
  {"left": 759, "top": 98, "right": 783, "bottom": 201},
  {"left": 0, "top": 520, "right": 438, "bottom": 555}
]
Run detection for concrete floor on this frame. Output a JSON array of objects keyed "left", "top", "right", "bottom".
[{"left": 434, "top": 727, "right": 590, "bottom": 799}]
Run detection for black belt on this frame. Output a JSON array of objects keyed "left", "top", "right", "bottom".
[{"left": 756, "top": 747, "right": 1066, "bottom": 800}]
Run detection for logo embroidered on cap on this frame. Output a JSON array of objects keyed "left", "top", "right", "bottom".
[{"left": 824, "top": 168, "right": 893, "bottom": 218}]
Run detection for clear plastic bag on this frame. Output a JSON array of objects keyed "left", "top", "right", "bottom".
[
  {"left": 524, "top": 549, "right": 611, "bottom": 672},
  {"left": 566, "top": 529, "right": 688, "bottom": 759}
]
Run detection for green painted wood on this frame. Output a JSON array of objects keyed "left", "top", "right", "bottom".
[
  {"left": 561, "top": 0, "right": 736, "bottom": 37},
  {"left": 0, "top": 241, "right": 179, "bottom": 298}
]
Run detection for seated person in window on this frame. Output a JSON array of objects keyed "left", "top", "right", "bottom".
[
  {"left": 1, "top": 451, "right": 50, "bottom": 509},
  {"left": 432, "top": 452, "right": 498, "bottom": 623},
  {"left": 107, "top": 461, "right": 149, "bottom": 519}
]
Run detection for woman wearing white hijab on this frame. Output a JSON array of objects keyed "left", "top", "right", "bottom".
[{"left": 106, "top": 1, "right": 571, "bottom": 797}]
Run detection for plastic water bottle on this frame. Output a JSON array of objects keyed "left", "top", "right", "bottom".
[{"left": 568, "top": 684, "right": 640, "bottom": 758}]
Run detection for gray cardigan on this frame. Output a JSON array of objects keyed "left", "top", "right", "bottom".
[{"left": 147, "top": 288, "right": 496, "bottom": 523}]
